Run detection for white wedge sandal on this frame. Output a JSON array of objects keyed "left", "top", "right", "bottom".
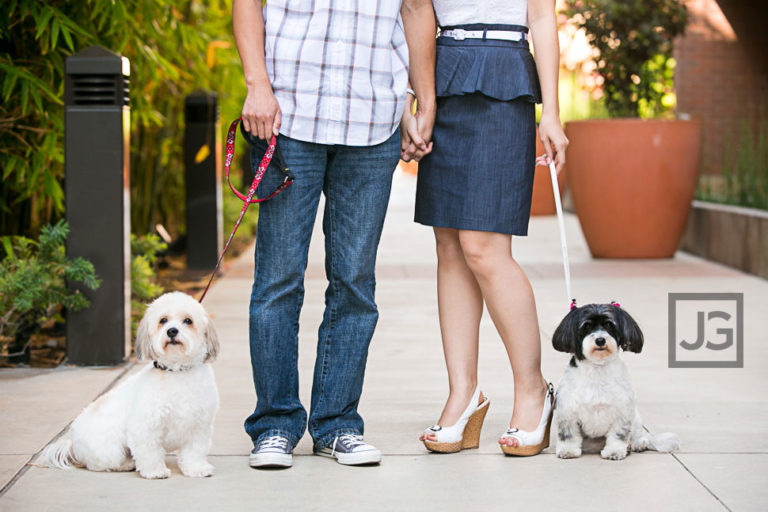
[
  {"left": 422, "top": 388, "right": 490, "bottom": 453},
  {"left": 499, "top": 383, "right": 554, "bottom": 456}
]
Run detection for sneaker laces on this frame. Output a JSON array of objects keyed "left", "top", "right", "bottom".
[
  {"left": 333, "top": 434, "right": 366, "bottom": 454},
  {"left": 260, "top": 435, "right": 289, "bottom": 451}
]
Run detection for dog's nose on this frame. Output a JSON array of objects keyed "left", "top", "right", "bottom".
[
  {"left": 167, "top": 327, "right": 179, "bottom": 338},
  {"left": 595, "top": 337, "right": 606, "bottom": 347}
]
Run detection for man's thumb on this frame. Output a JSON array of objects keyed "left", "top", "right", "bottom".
[{"left": 272, "top": 109, "right": 282, "bottom": 136}]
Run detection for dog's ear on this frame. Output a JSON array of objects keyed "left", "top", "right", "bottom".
[
  {"left": 615, "top": 307, "right": 644, "bottom": 353},
  {"left": 134, "top": 309, "right": 158, "bottom": 361},
  {"left": 203, "top": 316, "right": 220, "bottom": 363},
  {"left": 552, "top": 308, "right": 580, "bottom": 353}
]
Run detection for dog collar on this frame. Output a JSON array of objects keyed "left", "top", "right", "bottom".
[{"left": 153, "top": 361, "right": 193, "bottom": 372}]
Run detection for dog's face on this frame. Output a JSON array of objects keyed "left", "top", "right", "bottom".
[
  {"left": 552, "top": 303, "right": 643, "bottom": 364},
  {"left": 135, "top": 291, "right": 219, "bottom": 366}
]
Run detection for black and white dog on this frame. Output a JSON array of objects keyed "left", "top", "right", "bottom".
[{"left": 552, "top": 303, "right": 679, "bottom": 460}]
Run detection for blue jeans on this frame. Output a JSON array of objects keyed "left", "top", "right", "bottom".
[{"left": 244, "top": 130, "right": 400, "bottom": 450}]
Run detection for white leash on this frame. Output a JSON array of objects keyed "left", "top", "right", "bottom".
[{"left": 537, "top": 156, "right": 575, "bottom": 308}]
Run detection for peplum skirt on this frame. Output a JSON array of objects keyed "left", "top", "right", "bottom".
[{"left": 415, "top": 24, "right": 542, "bottom": 235}]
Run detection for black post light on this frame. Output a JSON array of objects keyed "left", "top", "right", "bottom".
[{"left": 64, "top": 46, "right": 131, "bottom": 365}]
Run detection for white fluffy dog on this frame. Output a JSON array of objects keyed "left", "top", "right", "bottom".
[
  {"left": 552, "top": 303, "right": 679, "bottom": 460},
  {"left": 39, "top": 292, "right": 220, "bottom": 478}
]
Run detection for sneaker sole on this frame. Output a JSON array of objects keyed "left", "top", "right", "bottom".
[
  {"left": 315, "top": 448, "right": 382, "bottom": 466},
  {"left": 249, "top": 452, "right": 293, "bottom": 469}
]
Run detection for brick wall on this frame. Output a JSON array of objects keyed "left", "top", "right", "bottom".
[{"left": 674, "top": 0, "right": 768, "bottom": 175}]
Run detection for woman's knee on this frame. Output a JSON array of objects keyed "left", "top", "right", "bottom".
[
  {"left": 434, "top": 227, "right": 463, "bottom": 260},
  {"left": 458, "top": 230, "right": 509, "bottom": 276}
]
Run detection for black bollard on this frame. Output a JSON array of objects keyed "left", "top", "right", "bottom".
[
  {"left": 184, "top": 91, "right": 222, "bottom": 270},
  {"left": 64, "top": 46, "right": 131, "bottom": 365}
]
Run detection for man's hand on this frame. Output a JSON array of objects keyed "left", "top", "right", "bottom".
[
  {"left": 233, "top": 0, "right": 278, "bottom": 140},
  {"left": 242, "top": 79, "right": 281, "bottom": 141}
]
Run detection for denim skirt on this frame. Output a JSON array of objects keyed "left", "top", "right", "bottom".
[{"left": 415, "top": 24, "right": 542, "bottom": 235}]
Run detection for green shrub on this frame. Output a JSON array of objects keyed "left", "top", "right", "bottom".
[
  {"left": 0, "top": 220, "right": 100, "bottom": 354},
  {"left": 565, "top": 0, "right": 687, "bottom": 118},
  {"left": 1, "top": 1, "right": 245, "bottom": 238},
  {"left": 130, "top": 233, "right": 167, "bottom": 334}
]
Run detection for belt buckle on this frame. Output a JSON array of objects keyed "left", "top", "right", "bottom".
[{"left": 452, "top": 29, "right": 466, "bottom": 41}]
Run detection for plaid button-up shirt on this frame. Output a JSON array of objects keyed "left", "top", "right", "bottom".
[{"left": 264, "top": 0, "right": 410, "bottom": 146}]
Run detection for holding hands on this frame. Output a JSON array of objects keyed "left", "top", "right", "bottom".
[{"left": 400, "top": 92, "right": 435, "bottom": 162}]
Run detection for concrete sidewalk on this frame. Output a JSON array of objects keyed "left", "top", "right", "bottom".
[{"left": 1, "top": 169, "right": 766, "bottom": 511}]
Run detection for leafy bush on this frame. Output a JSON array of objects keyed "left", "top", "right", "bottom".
[
  {"left": 1, "top": 0, "right": 245, "bottom": 238},
  {"left": 130, "top": 233, "right": 167, "bottom": 334},
  {"left": 565, "top": 0, "right": 687, "bottom": 118},
  {"left": 0, "top": 220, "right": 100, "bottom": 354}
]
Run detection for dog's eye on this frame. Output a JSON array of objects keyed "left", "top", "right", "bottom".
[
  {"left": 183, "top": 318, "right": 193, "bottom": 325},
  {"left": 581, "top": 321, "right": 592, "bottom": 331},
  {"left": 159, "top": 317, "right": 168, "bottom": 325}
]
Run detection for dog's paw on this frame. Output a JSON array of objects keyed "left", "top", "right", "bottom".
[
  {"left": 556, "top": 443, "right": 582, "bottom": 459},
  {"left": 182, "top": 463, "right": 214, "bottom": 478},
  {"left": 630, "top": 437, "right": 651, "bottom": 452},
  {"left": 600, "top": 446, "right": 628, "bottom": 461},
  {"left": 139, "top": 466, "right": 171, "bottom": 479}
]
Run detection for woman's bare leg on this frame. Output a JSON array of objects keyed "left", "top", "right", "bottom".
[
  {"left": 420, "top": 227, "right": 485, "bottom": 442},
  {"left": 457, "top": 229, "right": 547, "bottom": 447}
]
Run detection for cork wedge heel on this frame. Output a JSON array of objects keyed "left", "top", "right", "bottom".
[
  {"left": 422, "top": 388, "right": 490, "bottom": 454},
  {"left": 500, "top": 383, "right": 554, "bottom": 457}
]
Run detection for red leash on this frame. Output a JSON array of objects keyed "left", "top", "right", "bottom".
[{"left": 198, "top": 118, "right": 293, "bottom": 303}]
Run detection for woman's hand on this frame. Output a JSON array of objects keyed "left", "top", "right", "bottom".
[
  {"left": 241, "top": 79, "right": 281, "bottom": 141},
  {"left": 529, "top": 0, "right": 567, "bottom": 172},
  {"left": 538, "top": 113, "right": 568, "bottom": 173}
]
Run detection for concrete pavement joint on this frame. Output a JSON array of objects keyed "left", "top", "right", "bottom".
[
  {"left": 0, "top": 362, "right": 136, "bottom": 499},
  {"left": 671, "top": 452, "right": 732, "bottom": 511}
]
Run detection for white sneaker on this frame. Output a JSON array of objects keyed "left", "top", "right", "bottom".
[
  {"left": 249, "top": 435, "right": 293, "bottom": 469},
  {"left": 314, "top": 434, "right": 382, "bottom": 465}
]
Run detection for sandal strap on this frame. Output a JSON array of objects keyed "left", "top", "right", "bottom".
[
  {"left": 423, "top": 388, "right": 485, "bottom": 443},
  {"left": 500, "top": 383, "right": 554, "bottom": 445}
]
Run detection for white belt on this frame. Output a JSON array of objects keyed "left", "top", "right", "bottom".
[{"left": 440, "top": 28, "right": 527, "bottom": 42}]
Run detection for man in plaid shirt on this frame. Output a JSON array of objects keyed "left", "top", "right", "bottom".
[{"left": 234, "top": 0, "right": 436, "bottom": 468}]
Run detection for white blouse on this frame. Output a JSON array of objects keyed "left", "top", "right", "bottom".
[{"left": 432, "top": 0, "right": 528, "bottom": 27}]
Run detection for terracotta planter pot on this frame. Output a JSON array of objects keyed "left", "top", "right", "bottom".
[
  {"left": 399, "top": 159, "right": 418, "bottom": 175},
  {"left": 565, "top": 119, "right": 701, "bottom": 258},
  {"left": 530, "top": 131, "right": 566, "bottom": 216}
]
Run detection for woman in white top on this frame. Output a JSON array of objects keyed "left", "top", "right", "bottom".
[{"left": 402, "top": 0, "right": 568, "bottom": 456}]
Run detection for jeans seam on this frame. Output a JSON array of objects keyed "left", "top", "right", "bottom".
[
  {"left": 314, "top": 179, "right": 338, "bottom": 428},
  {"left": 292, "top": 284, "right": 304, "bottom": 391}
]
